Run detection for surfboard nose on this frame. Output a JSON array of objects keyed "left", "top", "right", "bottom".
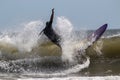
[
  {"left": 87, "top": 23, "right": 108, "bottom": 43},
  {"left": 102, "top": 24, "right": 107, "bottom": 30}
]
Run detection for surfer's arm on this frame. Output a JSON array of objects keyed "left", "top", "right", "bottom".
[
  {"left": 39, "top": 29, "right": 44, "bottom": 36},
  {"left": 49, "top": 8, "right": 54, "bottom": 25}
]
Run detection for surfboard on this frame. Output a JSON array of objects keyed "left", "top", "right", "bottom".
[{"left": 87, "top": 24, "right": 107, "bottom": 44}]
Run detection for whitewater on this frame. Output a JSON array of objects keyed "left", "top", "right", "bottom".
[{"left": 0, "top": 17, "right": 120, "bottom": 80}]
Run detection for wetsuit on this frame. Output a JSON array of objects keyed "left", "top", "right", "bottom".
[{"left": 39, "top": 9, "right": 61, "bottom": 47}]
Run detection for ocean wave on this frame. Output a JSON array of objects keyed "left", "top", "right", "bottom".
[
  {"left": 0, "top": 17, "right": 90, "bottom": 75},
  {"left": 0, "top": 17, "right": 119, "bottom": 76}
]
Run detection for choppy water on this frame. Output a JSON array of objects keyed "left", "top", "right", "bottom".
[{"left": 0, "top": 17, "right": 120, "bottom": 80}]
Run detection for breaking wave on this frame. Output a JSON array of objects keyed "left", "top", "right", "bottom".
[
  {"left": 0, "top": 17, "right": 90, "bottom": 77},
  {"left": 0, "top": 17, "right": 119, "bottom": 78}
]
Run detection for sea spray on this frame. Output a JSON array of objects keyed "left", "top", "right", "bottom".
[
  {"left": 56, "top": 17, "right": 74, "bottom": 63},
  {"left": 0, "top": 17, "right": 92, "bottom": 75},
  {"left": 93, "top": 40, "right": 103, "bottom": 55},
  {"left": 0, "top": 21, "right": 44, "bottom": 59},
  {"left": 13, "top": 21, "right": 43, "bottom": 52},
  {"left": 56, "top": 17, "right": 88, "bottom": 64}
]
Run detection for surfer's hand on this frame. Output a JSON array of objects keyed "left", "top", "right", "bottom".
[{"left": 52, "top": 8, "right": 54, "bottom": 13}]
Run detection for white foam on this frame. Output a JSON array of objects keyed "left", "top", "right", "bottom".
[
  {"left": 16, "top": 76, "right": 120, "bottom": 80},
  {"left": 55, "top": 17, "right": 89, "bottom": 65},
  {"left": 0, "top": 21, "right": 43, "bottom": 52},
  {"left": 93, "top": 40, "right": 103, "bottom": 55},
  {"left": 13, "top": 21, "right": 43, "bottom": 52},
  {"left": 18, "top": 57, "right": 89, "bottom": 78},
  {"left": 104, "top": 33, "right": 120, "bottom": 39},
  {"left": 0, "top": 17, "right": 90, "bottom": 75},
  {"left": 56, "top": 17, "right": 73, "bottom": 36}
]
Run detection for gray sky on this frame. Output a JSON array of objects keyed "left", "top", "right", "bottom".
[{"left": 0, "top": 0, "right": 120, "bottom": 30}]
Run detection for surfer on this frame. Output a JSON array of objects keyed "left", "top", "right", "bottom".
[{"left": 39, "top": 9, "right": 61, "bottom": 47}]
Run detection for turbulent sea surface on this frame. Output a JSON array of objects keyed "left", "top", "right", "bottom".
[{"left": 0, "top": 17, "right": 120, "bottom": 80}]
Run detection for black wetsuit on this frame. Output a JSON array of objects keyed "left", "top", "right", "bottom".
[
  {"left": 43, "top": 23, "right": 61, "bottom": 47},
  {"left": 40, "top": 9, "right": 61, "bottom": 47}
]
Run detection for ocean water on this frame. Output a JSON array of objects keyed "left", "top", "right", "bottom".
[{"left": 0, "top": 17, "right": 120, "bottom": 80}]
